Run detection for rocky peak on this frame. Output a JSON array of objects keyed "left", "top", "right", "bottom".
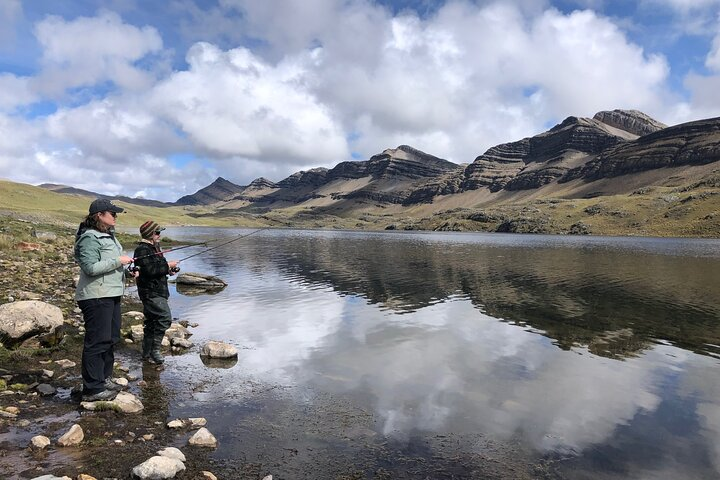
[
  {"left": 276, "top": 168, "right": 328, "bottom": 188},
  {"left": 247, "top": 177, "right": 277, "bottom": 189},
  {"left": 175, "top": 176, "right": 244, "bottom": 205},
  {"left": 593, "top": 109, "right": 667, "bottom": 137}
]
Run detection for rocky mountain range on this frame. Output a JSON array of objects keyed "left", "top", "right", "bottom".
[{"left": 174, "top": 109, "right": 719, "bottom": 213}]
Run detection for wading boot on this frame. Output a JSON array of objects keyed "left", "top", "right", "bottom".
[
  {"left": 150, "top": 333, "right": 165, "bottom": 364},
  {"left": 141, "top": 334, "right": 154, "bottom": 363}
]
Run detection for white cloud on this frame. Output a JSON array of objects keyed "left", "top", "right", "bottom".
[
  {"left": 0, "top": 74, "right": 38, "bottom": 112},
  {"left": 32, "top": 11, "right": 163, "bottom": 95},
  {"left": 0, "top": 0, "right": 22, "bottom": 46},
  {"left": 150, "top": 42, "right": 350, "bottom": 166},
  {"left": 46, "top": 97, "right": 184, "bottom": 161}
]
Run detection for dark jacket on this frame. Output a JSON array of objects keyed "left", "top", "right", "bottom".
[{"left": 134, "top": 241, "right": 170, "bottom": 299}]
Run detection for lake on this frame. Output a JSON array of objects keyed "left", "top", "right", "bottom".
[{"left": 145, "top": 228, "right": 720, "bottom": 479}]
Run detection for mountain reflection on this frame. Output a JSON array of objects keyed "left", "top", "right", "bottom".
[{"left": 231, "top": 231, "right": 720, "bottom": 360}]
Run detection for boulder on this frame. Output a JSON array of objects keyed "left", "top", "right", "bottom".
[
  {"left": 175, "top": 272, "right": 227, "bottom": 287},
  {"left": 188, "top": 427, "right": 217, "bottom": 448},
  {"left": 132, "top": 455, "right": 185, "bottom": 479},
  {"left": 57, "top": 424, "right": 84, "bottom": 446},
  {"left": 81, "top": 391, "right": 144, "bottom": 413},
  {"left": 0, "top": 301, "right": 64, "bottom": 346},
  {"left": 157, "top": 446, "right": 186, "bottom": 462},
  {"left": 200, "top": 341, "right": 238, "bottom": 359}
]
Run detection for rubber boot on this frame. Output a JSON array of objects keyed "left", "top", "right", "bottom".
[
  {"left": 141, "top": 334, "right": 153, "bottom": 362},
  {"left": 150, "top": 333, "right": 165, "bottom": 364}
]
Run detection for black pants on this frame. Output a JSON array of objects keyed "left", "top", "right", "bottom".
[
  {"left": 142, "top": 295, "right": 172, "bottom": 342},
  {"left": 78, "top": 296, "right": 121, "bottom": 394}
]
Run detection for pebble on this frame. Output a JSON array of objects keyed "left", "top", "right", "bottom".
[{"left": 30, "top": 435, "right": 50, "bottom": 449}]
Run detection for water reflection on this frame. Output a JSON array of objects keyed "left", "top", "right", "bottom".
[{"left": 162, "top": 228, "right": 720, "bottom": 478}]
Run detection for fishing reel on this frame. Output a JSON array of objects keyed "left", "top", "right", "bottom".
[{"left": 170, "top": 266, "right": 181, "bottom": 274}]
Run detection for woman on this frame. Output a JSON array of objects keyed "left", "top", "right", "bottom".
[
  {"left": 134, "top": 220, "right": 179, "bottom": 364},
  {"left": 74, "top": 198, "right": 134, "bottom": 402}
]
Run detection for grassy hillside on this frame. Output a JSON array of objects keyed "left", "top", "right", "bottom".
[
  {"left": 0, "top": 180, "right": 262, "bottom": 229},
  {"left": 2, "top": 176, "right": 719, "bottom": 238}
]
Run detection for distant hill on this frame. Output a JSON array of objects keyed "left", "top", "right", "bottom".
[
  {"left": 39, "top": 183, "right": 170, "bottom": 208},
  {"left": 175, "top": 177, "right": 247, "bottom": 205}
]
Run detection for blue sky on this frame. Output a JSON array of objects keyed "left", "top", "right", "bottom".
[{"left": 1, "top": 0, "right": 720, "bottom": 201}]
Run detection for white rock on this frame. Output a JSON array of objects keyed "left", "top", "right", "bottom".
[
  {"left": 41, "top": 369, "right": 54, "bottom": 378},
  {"left": 262, "top": 475, "right": 273, "bottom": 480},
  {"left": 57, "top": 424, "right": 84, "bottom": 446},
  {"left": 0, "top": 301, "right": 64, "bottom": 341},
  {"left": 188, "top": 427, "right": 217, "bottom": 447},
  {"left": 132, "top": 455, "right": 185, "bottom": 479},
  {"left": 30, "top": 435, "right": 51, "bottom": 449},
  {"left": 157, "top": 446, "right": 186, "bottom": 462},
  {"left": 113, "top": 377, "right": 129, "bottom": 387},
  {"left": 167, "top": 419, "right": 184, "bottom": 429},
  {"left": 29, "top": 476, "right": 72, "bottom": 480},
  {"left": 130, "top": 324, "right": 144, "bottom": 342},
  {"left": 161, "top": 336, "right": 170, "bottom": 347},
  {"left": 200, "top": 341, "right": 238, "bottom": 359},
  {"left": 165, "top": 323, "right": 191, "bottom": 339},
  {"left": 171, "top": 337, "right": 193, "bottom": 348},
  {"left": 202, "top": 472, "right": 218, "bottom": 480},
  {"left": 188, "top": 417, "right": 207, "bottom": 428},
  {"left": 81, "top": 392, "right": 143, "bottom": 413},
  {"left": 54, "top": 359, "right": 76, "bottom": 369}
]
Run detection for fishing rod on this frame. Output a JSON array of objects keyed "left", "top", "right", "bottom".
[
  {"left": 128, "top": 228, "right": 266, "bottom": 275},
  {"left": 175, "top": 228, "right": 267, "bottom": 263},
  {"left": 132, "top": 240, "right": 209, "bottom": 261}
]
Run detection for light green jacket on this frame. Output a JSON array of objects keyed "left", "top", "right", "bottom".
[{"left": 74, "top": 229, "right": 125, "bottom": 301}]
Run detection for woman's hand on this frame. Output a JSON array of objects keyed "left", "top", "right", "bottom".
[{"left": 119, "top": 255, "right": 134, "bottom": 265}]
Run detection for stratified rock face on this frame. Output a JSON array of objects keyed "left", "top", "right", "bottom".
[
  {"left": 462, "top": 139, "right": 530, "bottom": 191},
  {"left": 462, "top": 116, "right": 631, "bottom": 192},
  {"left": 276, "top": 168, "right": 328, "bottom": 188},
  {"left": 175, "top": 177, "right": 245, "bottom": 205},
  {"left": 365, "top": 145, "right": 458, "bottom": 179},
  {"left": 246, "top": 177, "right": 277, "bottom": 190},
  {"left": 593, "top": 109, "right": 667, "bottom": 137},
  {"left": 562, "top": 117, "right": 720, "bottom": 182}
]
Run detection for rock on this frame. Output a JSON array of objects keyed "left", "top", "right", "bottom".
[
  {"left": 130, "top": 325, "right": 144, "bottom": 342},
  {"left": 16, "top": 290, "right": 42, "bottom": 300},
  {"left": 165, "top": 323, "right": 191, "bottom": 339},
  {"left": 202, "top": 472, "right": 218, "bottom": 480},
  {"left": 41, "top": 369, "right": 54, "bottom": 378},
  {"left": 132, "top": 455, "right": 186, "bottom": 479},
  {"left": 31, "top": 229, "right": 57, "bottom": 241},
  {"left": 57, "top": 423, "right": 84, "bottom": 446},
  {"left": 36, "top": 383, "right": 56, "bottom": 396},
  {"left": 54, "top": 359, "right": 76, "bottom": 369},
  {"left": 171, "top": 337, "right": 192, "bottom": 348},
  {"left": 142, "top": 434, "right": 155, "bottom": 441},
  {"left": 188, "top": 417, "right": 207, "bottom": 429},
  {"left": 188, "top": 427, "right": 217, "bottom": 447},
  {"left": 15, "top": 241, "right": 41, "bottom": 251},
  {"left": 29, "top": 476, "right": 71, "bottom": 480},
  {"left": 157, "top": 446, "right": 186, "bottom": 462},
  {"left": 200, "top": 341, "right": 238, "bottom": 359},
  {"left": 123, "top": 310, "right": 145, "bottom": 320},
  {"left": 81, "top": 392, "right": 144, "bottom": 413},
  {"left": 5, "top": 406, "right": 19, "bottom": 414},
  {"left": 262, "top": 475, "right": 272, "bottom": 480},
  {"left": 30, "top": 435, "right": 51, "bottom": 449},
  {"left": 167, "top": 419, "right": 184, "bottom": 429},
  {"left": 113, "top": 377, "right": 129, "bottom": 387},
  {"left": 77, "top": 474, "right": 97, "bottom": 480},
  {"left": 175, "top": 272, "right": 228, "bottom": 287},
  {"left": 0, "top": 410, "right": 18, "bottom": 418},
  {"left": 0, "top": 301, "right": 64, "bottom": 346}
]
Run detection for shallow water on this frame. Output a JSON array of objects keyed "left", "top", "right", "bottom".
[{"left": 155, "top": 229, "right": 720, "bottom": 478}]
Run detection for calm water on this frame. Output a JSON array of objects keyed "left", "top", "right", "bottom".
[{"left": 150, "top": 229, "right": 720, "bottom": 479}]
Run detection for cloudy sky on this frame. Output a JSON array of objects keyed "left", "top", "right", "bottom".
[{"left": 1, "top": 0, "right": 720, "bottom": 202}]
